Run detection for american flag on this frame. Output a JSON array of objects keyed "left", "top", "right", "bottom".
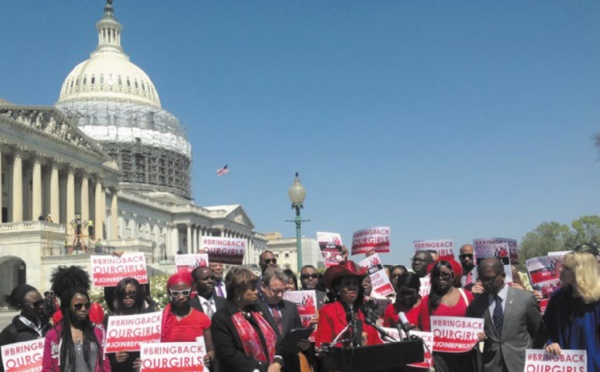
[{"left": 217, "top": 164, "right": 229, "bottom": 176}]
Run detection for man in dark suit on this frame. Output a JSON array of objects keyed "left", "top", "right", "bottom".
[
  {"left": 258, "top": 267, "right": 309, "bottom": 372},
  {"left": 190, "top": 266, "right": 226, "bottom": 318},
  {"left": 466, "top": 258, "right": 541, "bottom": 372}
]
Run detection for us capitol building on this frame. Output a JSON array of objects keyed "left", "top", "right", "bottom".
[{"left": 0, "top": 2, "right": 276, "bottom": 305}]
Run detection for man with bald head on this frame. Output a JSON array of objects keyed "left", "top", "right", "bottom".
[
  {"left": 459, "top": 244, "right": 477, "bottom": 290},
  {"left": 466, "top": 258, "right": 541, "bottom": 372}
]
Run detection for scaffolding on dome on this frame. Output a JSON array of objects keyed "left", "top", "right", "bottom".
[{"left": 56, "top": 100, "right": 192, "bottom": 199}]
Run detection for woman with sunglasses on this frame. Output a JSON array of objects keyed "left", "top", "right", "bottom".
[
  {"left": 43, "top": 265, "right": 110, "bottom": 372},
  {"left": 544, "top": 251, "right": 600, "bottom": 371},
  {"left": 0, "top": 284, "right": 51, "bottom": 371},
  {"left": 161, "top": 272, "right": 215, "bottom": 367},
  {"left": 104, "top": 277, "right": 151, "bottom": 371},
  {"left": 383, "top": 272, "right": 422, "bottom": 329},
  {"left": 420, "top": 259, "right": 475, "bottom": 372}
]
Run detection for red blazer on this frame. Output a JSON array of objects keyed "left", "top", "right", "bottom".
[{"left": 315, "top": 301, "right": 382, "bottom": 348}]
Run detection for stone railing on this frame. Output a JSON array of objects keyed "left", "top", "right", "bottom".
[{"left": 0, "top": 221, "right": 66, "bottom": 234}]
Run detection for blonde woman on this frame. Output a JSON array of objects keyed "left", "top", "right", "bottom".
[{"left": 544, "top": 251, "right": 600, "bottom": 371}]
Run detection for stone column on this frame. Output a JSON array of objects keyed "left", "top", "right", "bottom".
[
  {"left": 186, "top": 224, "right": 192, "bottom": 254},
  {"left": 66, "top": 167, "right": 75, "bottom": 236},
  {"left": 110, "top": 189, "right": 118, "bottom": 240},
  {"left": 95, "top": 179, "right": 103, "bottom": 240},
  {"left": 50, "top": 160, "right": 60, "bottom": 223},
  {"left": 171, "top": 225, "right": 180, "bottom": 257},
  {"left": 12, "top": 151, "right": 23, "bottom": 222},
  {"left": 0, "top": 147, "right": 3, "bottom": 223},
  {"left": 32, "top": 156, "right": 43, "bottom": 220},
  {"left": 80, "top": 173, "right": 89, "bottom": 223}
]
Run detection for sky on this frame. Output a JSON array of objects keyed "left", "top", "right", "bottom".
[{"left": 1, "top": 1, "right": 599, "bottom": 266}]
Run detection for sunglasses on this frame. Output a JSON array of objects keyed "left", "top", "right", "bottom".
[
  {"left": 200, "top": 275, "right": 217, "bottom": 281},
  {"left": 263, "top": 258, "right": 277, "bottom": 264},
  {"left": 123, "top": 291, "right": 137, "bottom": 299},
  {"left": 25, "top": 300, "right": 45, "bottom": 308},
  {"left": 459, "top": 254, "right": 474, "bottom": 259},
  {"left": 169, "top": 288, "right": 192, "bottom": 298},
  {"left": 73, "top": 303, "right": 92, "bottom": 311},
  {"left": 480, "top": 272, "right": 502, "bottom": 285},
  {"left": 301, "top": 273, "right": 318, "bottom": 280},
  {"left": 433, "top": 271, "right": 453, "bottom": 280}
]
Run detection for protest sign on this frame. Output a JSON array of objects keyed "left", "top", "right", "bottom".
[
  {"left": 316, "top": 232, "right": 345, "bottom": 267},
  {"left": 430, "top": 316, "right": 483, "bottom": 353},
  {"left": 284, "top": 290, "right": 318, "bottom": 328},
  {"left": 351, "top": 226, "right": 390, "bottom": 255},
  {"left": 358, "top": 253, "right": 395, "bottom": 297},
  {"left": 413, "top": 239, "right": 455, "bottom": 259},
  {"left": 1, "top": 338, "right": 44, "bottom": 372},
  {"left": 419, "top": 276, "right": 431, "bottom": 298},
  {"left": 526, "top": 256, "right": 563, "bottom": 296},
  {"left": 105, "top": 312, "right": 162, "bottom": 353},
  {"left": 473, "top": 237, "right": 519, "bottom": 265},
  {"left": 473, "top": 242, "right": 513, "bottom": 283},
  {"left": 524, "top": 349, "right": 586, "bottom": 372},
  {"left": 91, "top": 252, "right": 148, "bottom": 287},
  {"left": 141, "top": 342, "right": 206, "bottom": 372},
  {"left": 175, "top": 254, "right": 209, "bottom": 274},
  {"left": 407, "top": 331, "right": 434, "bottom": 369},
  {"left": 200, "top": 237, "right": 245, "bottom": 265}
]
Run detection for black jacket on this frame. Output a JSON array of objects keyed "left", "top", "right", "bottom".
[{"left": 0, "top": 315, "right": 51, "bottom": 372}]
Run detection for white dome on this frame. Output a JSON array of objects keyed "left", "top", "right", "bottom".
[{"left": 57, "top": 3, "right": 160, "bottom": 108}]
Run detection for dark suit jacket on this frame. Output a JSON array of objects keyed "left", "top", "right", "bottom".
[
  {"left": 211, "top": 301, "right": 277, "bottom": 372},
  {"left": 190, "top": 294, "right": 227, "bottom": 315},
  {"left": 466, "top": 286, "right": 541, "bottom": 372},
  {"left": 256, "top": 299, "right": 304, "bottom": 372}
]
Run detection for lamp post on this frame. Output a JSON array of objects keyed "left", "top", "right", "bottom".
[{"left": 288, "top": 172, "right": 307, "bottom": 273}]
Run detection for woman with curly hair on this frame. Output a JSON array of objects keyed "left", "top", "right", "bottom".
[
  {"left": 420, "top": 259, "right": 475, "bottom": 372},
  {"left": 42, "top": 266, "right": 110, "bottom": 371},
  {"left": 544, "top": 251, "right": 600, "bottom": 371}
]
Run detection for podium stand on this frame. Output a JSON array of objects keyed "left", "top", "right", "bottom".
[{"left": 321, "top": 340, "right": 424, "bottom": 372}]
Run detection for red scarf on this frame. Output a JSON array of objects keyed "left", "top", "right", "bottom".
[{"left": 231, "top": 311, "right": 277, "bottom": 363}]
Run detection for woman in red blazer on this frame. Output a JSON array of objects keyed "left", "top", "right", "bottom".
[{"left": 315, "top": 260, "right": 383, "bottom": 349}]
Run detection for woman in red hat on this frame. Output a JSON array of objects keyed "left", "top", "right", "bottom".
[{"left": 315, "top": 260, "right": 383, "bottom": 349}]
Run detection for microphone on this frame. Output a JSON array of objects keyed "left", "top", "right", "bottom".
[
  {"left": 364, "top": 315, "right": 398, "bottom": 343},
  {"left": 397, "top": 312, "right": 411, "bottom": 339},
  {"left": 346, "top": 305, "right": 362, "bottom": 347}
]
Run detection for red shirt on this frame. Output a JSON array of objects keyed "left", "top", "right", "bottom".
[
  {"left": 161, "top": 307, "right": 211, "bottom": 342},
  {"left": 420, "top": 289, "right": 473, "bottom": 331},
  {"left": 382, "top": 302, "right": 421, "bottom": 328},
  {"left": 315, "top": 301, "right": 383, "bottom": 348}
]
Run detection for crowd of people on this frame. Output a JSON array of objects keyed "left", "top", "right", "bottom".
[{"left": 0, "top": 244, "right": 599, "bottom": 372}]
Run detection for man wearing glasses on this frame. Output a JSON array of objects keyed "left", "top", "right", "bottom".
[
  {"left": 300, "top": 265, "right": 319, "bottom": 290},
  {"left": 411, "top": 251, "right": 433, "bottom": 297},
  {"left": 259, "top": 250, "right": 279, "bottom": 273},
  {"left": 190, "top": 266, "right": 226, "bottom": 318},
  {"left": 467, "top": 258, "right": 541, "bottom": 372},
  {"left": 459, "top": 244, "right": 478, "bottom": 291}
]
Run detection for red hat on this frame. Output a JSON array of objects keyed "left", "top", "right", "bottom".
[{"left": 323, "top": 260, "right": 368, "bottom": 289}]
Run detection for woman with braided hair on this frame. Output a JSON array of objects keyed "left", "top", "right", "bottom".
[{"left": 42, "top": 266, "right": 110, "bottom": 371}]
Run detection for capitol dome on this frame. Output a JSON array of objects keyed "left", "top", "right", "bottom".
[{"left": 56, "top": 2, "right": 192, "bottom": 199}]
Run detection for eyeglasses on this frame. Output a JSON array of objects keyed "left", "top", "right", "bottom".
[
  {"left": 72, "top": 303, "right": 92, "bottom": 311},
  {"left": 301, "top": 273, "right": 318, "bottom": 280},
  {"left": 169, "top": 288, "right": 192, "bottom": 298},
  {"left": 459, "top": 254, "right": 474, "bottom": 259},
  {"left": 263, "top": 258, "right": 277, "bottom": 264},
  {"left": 479, "top": 272, "right": 502, "bottom": 284},
  {"left": 268, "top": 287, "right": 287, "bottom": 295},
  {"left": 411, "top": 258, "right": 428, "bottom": 263},
  {"left": 433, "top": 271, "right": 453, "bottom": 280},
  {"left": 123, "top": 291, "right": 137, "bottom": 299}
]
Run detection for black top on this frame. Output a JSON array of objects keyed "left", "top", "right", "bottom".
[{"left": 0, "top": 315, "right": 51, "bottom": 372}]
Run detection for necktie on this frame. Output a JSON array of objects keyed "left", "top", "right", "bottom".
[
  {"left": 465, "top": 271, "right": 473, "bottom": 286},
  {"left": 493, "top": 296, "right": 503, "bottom": 336},
  {"left": 204, "top": 300, "right": 214, "bottom": 317},
  {"left": 272, "top": 306, "right": 283, "bottom": 335},
  {"left": 216, "top": 282, "right": 224, "bottom": 297}
]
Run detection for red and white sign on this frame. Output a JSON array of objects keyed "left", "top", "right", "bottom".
[
  {"left": 316, "top": 232, "right": 345, "bottom": 267},
  {"left": 473, "top": 237, "right": 519, "bottom": 265},
  {"left": 1, "top": 338, "right": 44, "bottom": 372},
  {"left": 175, "top": 254, "right": 209, "bottom": 274},
  {"left": 524, "top": 349, "right": 586, "bottom": 372},
  {"left": 407, "top": 331, "right": 434, "bottom": 369},
  {"left": 473, "top": 242, "right": 513, "bottom": 283},
  {"left": 351, "top": 226, "right": 390, "bottom": 255},
  {"left": 141, "top": 342, "right": 206, "bottom": 372},
  {"left": 419, "top": 275, "right": 431, "bottom": 298},
  {"left": 358, "top": 253, "right": 395, "bottom": 298},
  {"left": 105, "top": 312, "right": 163, "bottom": 353},
  {"left": 526, "top": 256, "right": 563, "bottom": 312},
  {"left": 430, "top": 316, "right": 483, "bottom": 353},
  {"left": 200, "top": 237, "right": 245, "bottom": 265},
  {"left": 284, "top": 290, "right": 318, "bottom": 328},
  {"left": 413, "top": 239, "right": 455, "bottom": 259},
  {"left": 91, "top": 252, "right": 148, "bottom": 287}
]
